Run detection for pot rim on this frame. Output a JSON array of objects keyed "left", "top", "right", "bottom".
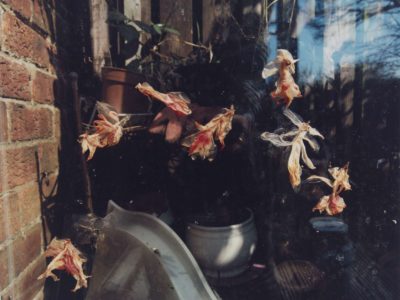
[
  {"left": 186, "top": 208, "right": 254, "bottom": 231},
  {"left": 101, "top": 66, "right": 141, "bottom": 74}
]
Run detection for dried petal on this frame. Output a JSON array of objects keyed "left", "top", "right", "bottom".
[
  {"left": 271, "top": 76, "right": 302, "bottom": 108},
  {"left": 329, "top": 163, "right": 351, "bottom": 194},
  {"left": 308, "top": 127, "right": 324, "bottom": 139},
  {"left": 288, "top": 140, "right": 302, "bottom": 188},
  {"left": 208, "top": 106, "right": 235, "bottom": 148},
  {"left": 136, "top": 82, "right": 192, "bottom": 116},
  {"left": 313, "top": 194, "right": 346, "bottom": 216},
  {"left": 260, "top": 132, "right": 293, "bottom": 147},
  {"left": 305, "top": 175, "right": 334, "bottom": 188},
  {"left": 38, "top": 238, "right": 88, "bottom": 292},
  {"left": 182, "top": 125, "right": 217, "bottom": 161},
  {"left": 303, "top": 135, "right": 320, "bottom": 152},
  {"left": 269, "top": 50, "right": 302, "bottom": 108},
  {"left": 300, "top": 139, "right": 316, "bottom": 170},
  {"left": 261, "top": 60, "right": 279, "bottom": 79},
  {"left": 283, "top": 108, "right": 304, "bottom": 127},
  {"left": 181, "top": 106, "right": 234, "bottom": 160},
  {"left": 79, "top": 108, "right": 124, "bottom": 160}
]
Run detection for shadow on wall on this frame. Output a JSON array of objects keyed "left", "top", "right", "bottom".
[{"left": 30, "top": 0, "right": 98, "bottom": 299}]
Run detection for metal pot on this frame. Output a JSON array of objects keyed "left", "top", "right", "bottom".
[{"left": 185, "top": 208, "right": 257, "bottom": 278}]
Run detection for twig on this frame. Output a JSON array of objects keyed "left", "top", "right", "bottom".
[
  {"left": 122, "top": 126, "right": 147, "bottom": 133},
  {"left": 289, "top": 0, "right": 297, "bottom": 33}
]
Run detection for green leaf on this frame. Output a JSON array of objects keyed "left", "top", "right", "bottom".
[
  {"left": 162, "top": 26, "right": 180, "bottom": 35},
  {"left": 115, "top": 24, "right": 140, "bottom": 43},
  {"left": 121, "top": 39, "right": 140, "bottom": 58},
  {"left": 152, "top": 24, "right": 162, "bottom": 35},
  {"left": 133, "top": 20, "right": 153, "bottom": 33}
]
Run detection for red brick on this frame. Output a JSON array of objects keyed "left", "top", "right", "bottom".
[
  {"left": 0, "top": 246, "right": 10, "bottom": 289},
  {"left": 32, "top": 71, "right": 55, "bottom": 104},
  {"left": 0, "top": 101, "right": 8, "bottom": 142},
  {"left": 54, "top": 107, "right": 60, "bottom": 141},
  {"left": 2, "top": 12, "right": 50, "bottom": 68},
  {"left": 0, "top": 146, "right": 36, "bottom": 194},
  {"left": 0, "top": 184, "right": 41, "bottom": 236},
  {"left": 16, "top": 255, "right": 46, "bottom": 300},
  {"left": 37, "top": 142, "right": 59, "bottom": 172},
  {"left": 0, "top": 196, "right": 6, "bottom": 242},
  {"left": 17, "top": 183, "right": 41, "bottom": 229},
  {"left": 10, "top": 103, "right": 53, "bottom": 141},
  {"left": 0, "top": 192, "right": 21, "bottom": 243},
  {"left": 0, "top": 56, "right": 31, "bottom": 101},
  {"left": 2, "top": 0, "right": 31, "bottom": 20},
  {"left": 12, "top": 223, "right": 42, "bottom": 276}
]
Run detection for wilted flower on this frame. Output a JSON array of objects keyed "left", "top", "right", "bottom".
[
  {"left": 306, "top": 163, "right": 351, "bottom": 215},
  {"left": 313, "top": 194, "right": 347, "bottom": 215},
  {"left": 262, "top": 49, "right": 302, "bottom": 108},
  {"left": 79, "top": 106, "right": 124, "bottom": 160},
  {"left": 185, "top": 125, "right": 217, "bottom": 161},
  {"left": 37, "top": 238, "right": 88, "bottom": 292},
  {"left": 182, "top": 106, "right": 235, "bottom": 161},
  {"left": 136, "top": 82, "right": 192, "bottom": 116},
  {"left": 261, "top": 109, "right": 324, "bottom": 189}
]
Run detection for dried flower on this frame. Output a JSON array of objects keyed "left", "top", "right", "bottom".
[
  {"left": 313, "top": 194, "right": 347, "bottom": 215},
  {"left": 261, "top": 109, "right": 324, "bottom": 189},
  {"left": 37, "top": 238, "right": 88, "bottom": 292},
  {"left": 262, "top": 49, "right": 302, "bottom": 108},
  {"left": 79, "top": 109, "right": 123, "bottom": 160},
  {"left": 306, "top": 163, "right": 351, "bottom": 215},
  {"left": 182, "top": 106, "right": 235, "bottom": 161},
  {"left": 136, "top": 82, "right": 192, "bottom": 116},
  {"left": 185, "top": 124, "right": 217, "bottom": 161}
]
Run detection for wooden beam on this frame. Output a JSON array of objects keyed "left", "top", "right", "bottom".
[{"left": 89, "top": 0, "right": 110, "bottom": 76}]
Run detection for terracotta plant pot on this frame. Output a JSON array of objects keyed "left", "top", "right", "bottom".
[
  {"left": 101, "top": 67, "right": 151, "bottom": 113},
  {"left": 185, "top": 208, "right": 257, "bottom": 278}
]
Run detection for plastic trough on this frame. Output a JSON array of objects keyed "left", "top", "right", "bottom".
[{"left": 86, "top": 201, "right": 218, "bottom": 300}]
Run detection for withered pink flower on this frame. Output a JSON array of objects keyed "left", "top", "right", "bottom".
[
  {"left": 182, "top": 106, "right": 235, "bottom": 161},
  {"left": 186, "top": 125, "right": 217, "bottom": 161},
  {"left": 37, "top": 238, "right": 88, "bottom": 292},
  {"left": 312, "top": 194, "right": 347, "bottom": 215},
  {"left": 79, "top": 108, "right": 123, "bottom": 160},
  {"left": 262, "top": 49, "right": 302, "bottom": 108},
  {"left": 306, "top": 163, "right": 351, "bottom": 215},
  {"left": 136, "top": 82, "right": 192, "bottom": 116}
]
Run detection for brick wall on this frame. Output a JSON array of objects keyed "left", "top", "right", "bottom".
[{"left": 0, "top": 1, "right": 61, "bottom": 299}]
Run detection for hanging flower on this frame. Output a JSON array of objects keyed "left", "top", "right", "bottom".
[
  {"left": 262, "top": 49, "right": 302, "bottom": 108},
  {"left": 306, "top": 163, "right": 351, "bottom": 215},
  {"left": 203, "top": 105, "right": 235, "bottom": 148},
  {"left": 312, "top": 194, "right": 347, "bottom": 215},
  {"left": 185, "top": 124, "right": 217, "bottom": 161},
  {"left": 261, "top": 108, "right": 324, "bottom": 189},
  {"left": 136, "top": 82, "right": 192, "bottom": 116},
  {"left": 182, "top": 106, "right": 235, "bottom": 161},
  {"left": 37, "top": 238, "right": 89, "bottom": 292},
  {"left": 79, "top": 108, "right": 123, "bottom": 160}
]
